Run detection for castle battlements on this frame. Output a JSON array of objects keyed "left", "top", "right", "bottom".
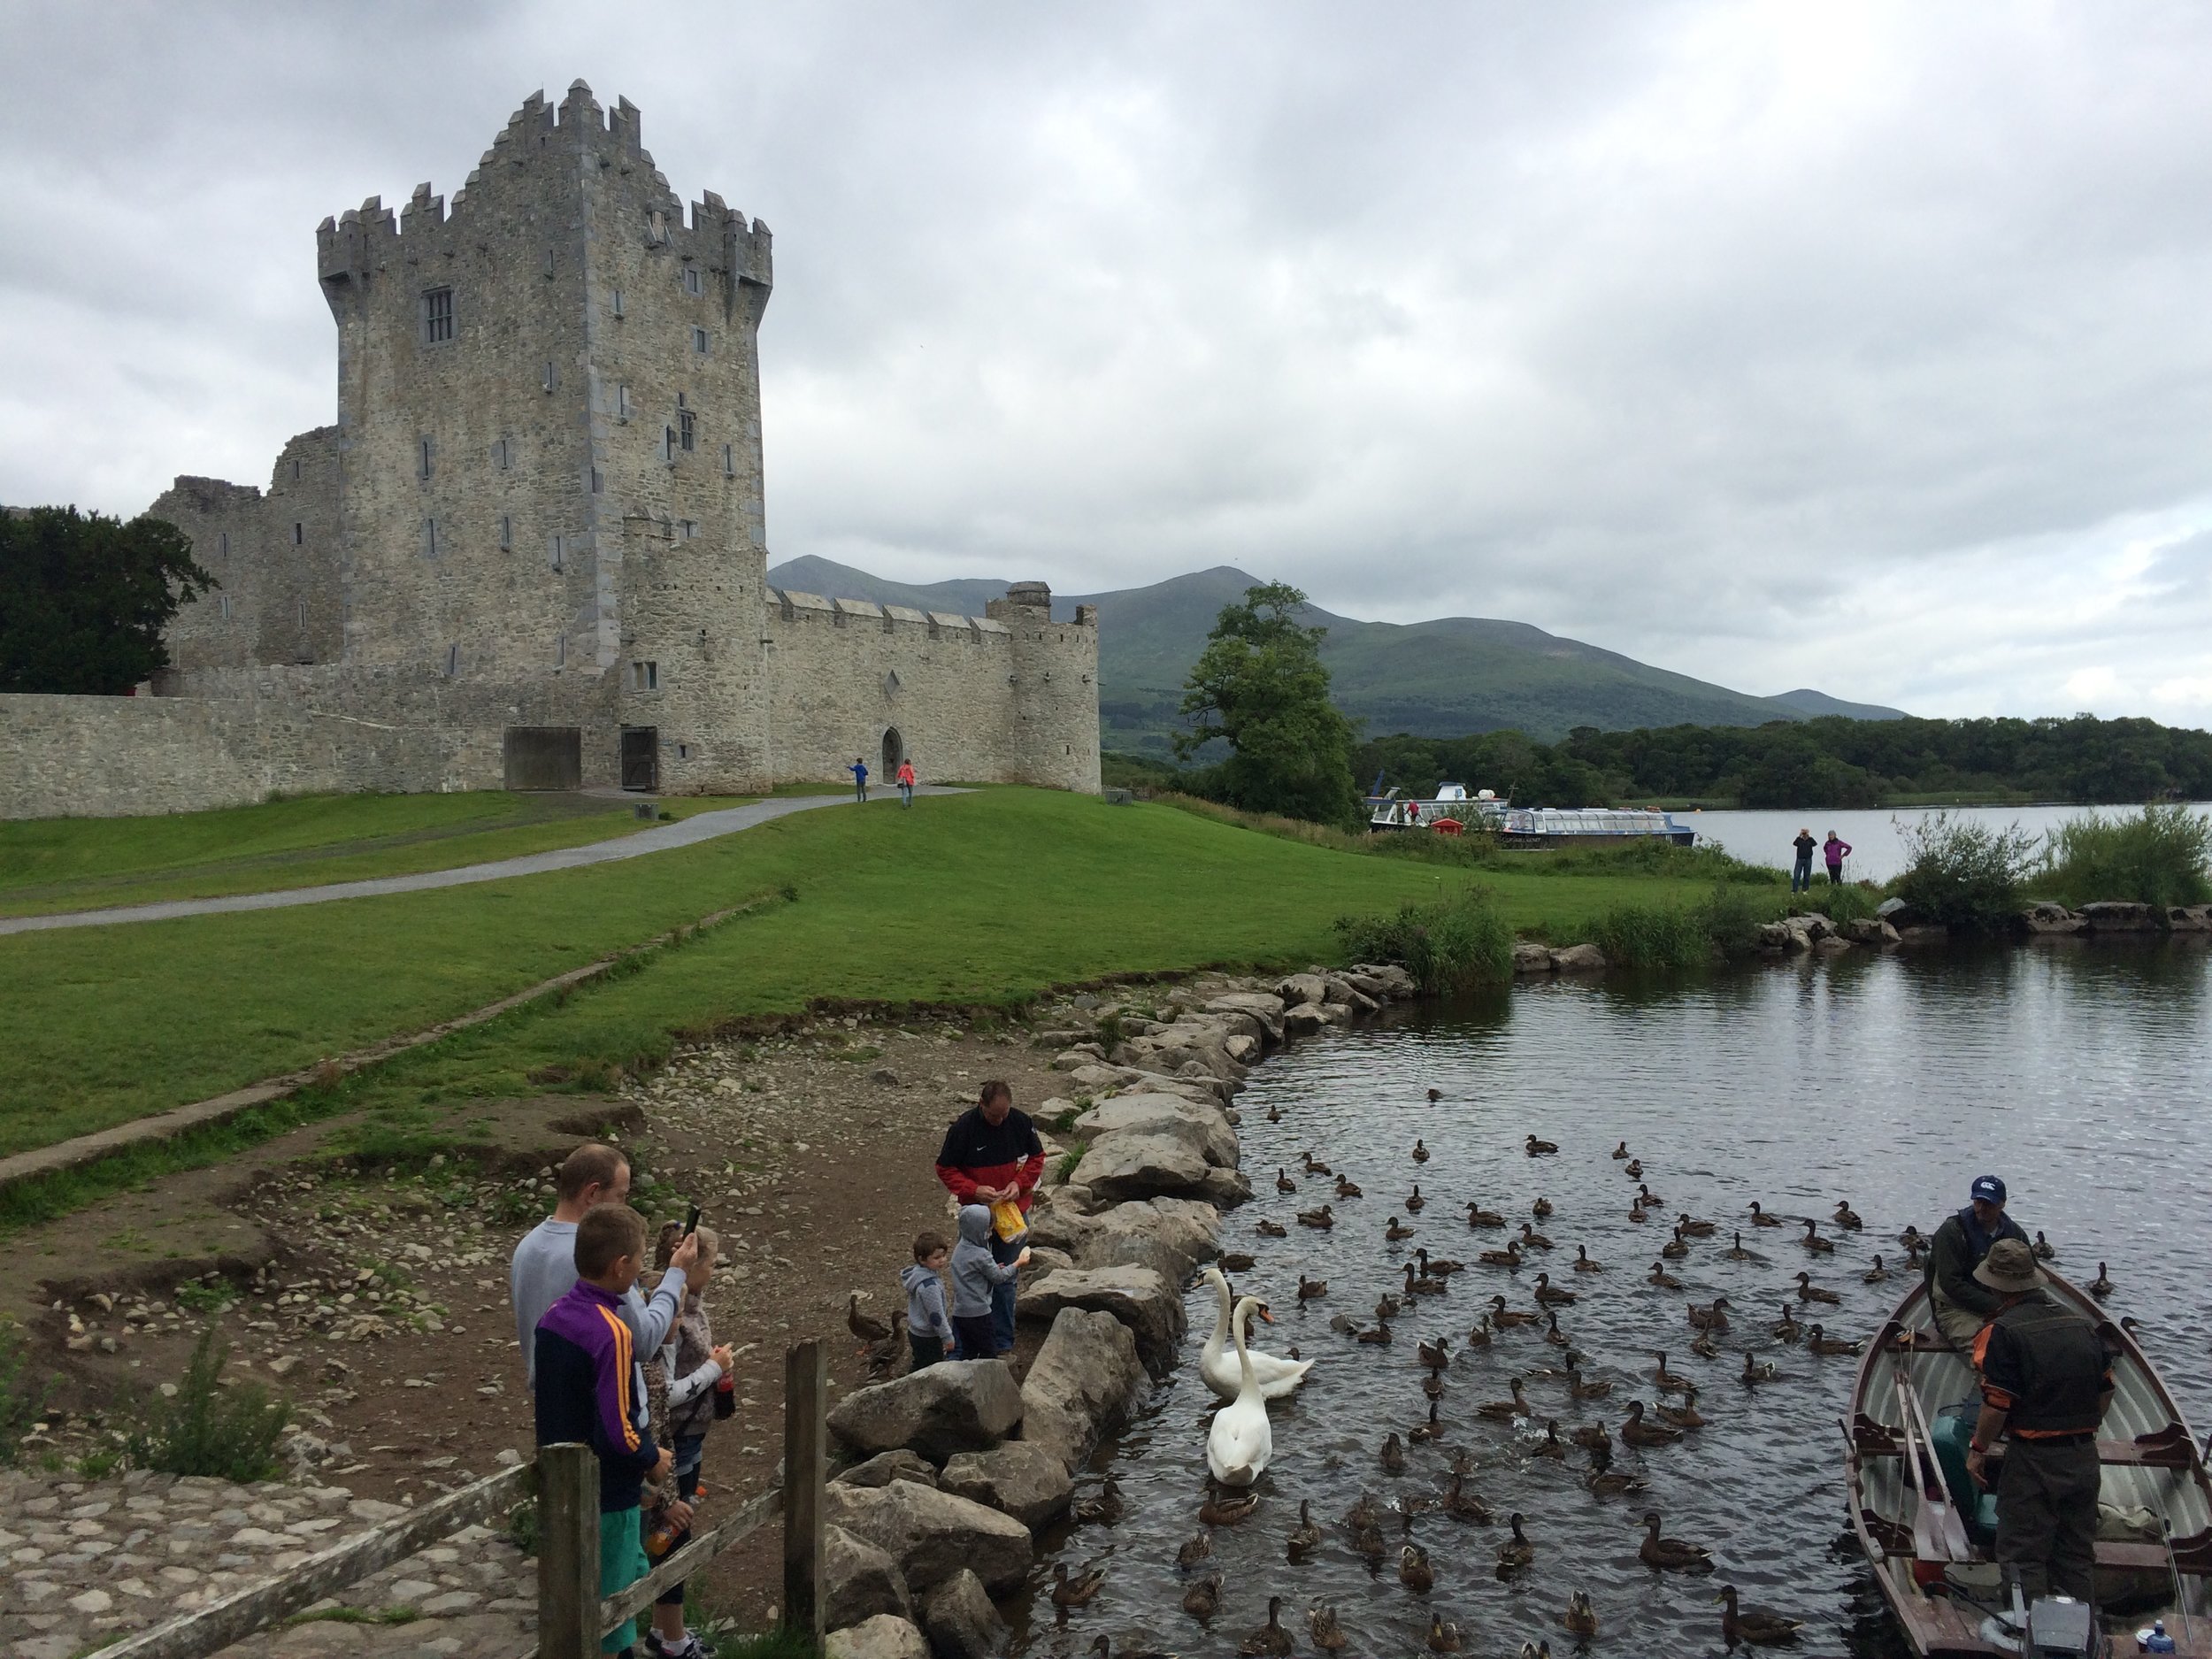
[{"left": 0, "top": 82, "right": 1100, "bottom": 820}]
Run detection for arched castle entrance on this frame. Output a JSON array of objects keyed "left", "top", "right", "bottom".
[{"left": 881, "top": 727, "right": 904, "bottom": 772}]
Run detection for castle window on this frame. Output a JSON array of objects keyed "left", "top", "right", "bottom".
[
  {"left": 543, "top": 360, "right": 558, "bottom": 394},
  {"left": 630, "top": 660, "right": 658, "bottom": 691},
  {"left": 544, "top": 246, "right": 556, "bottom": 280},
  {"left": 296, "top": 601, "right": 306, "bottom": 631},
  {"left": 549, "top": 534, "right": 565, "bottom": 572},
  {"left": 422, "top": 287, "right": 454, "bottom": 344},
  {"left": 293, "top": 522, "right": 303, "bottom": 546},
  {"left": 445, "top": 644, "right": 459, "bottom": 677},
  {"left": 679, "top": 409, "right": 695, "bottom": 452},
  {"left": 218, "top": 595, "right": 232, "bottom": 620},
  {"left": 692, "top": 326, "right": 709, "bottom": 355},
  {"left": 500, "top": 515, "right": 512, "bottom": 549},
  {"left": 679, "top": 519, "right": 699, "bottom": 539},
  {"left": 677, "top": 742, "right": 688, "bottom": 759},
  {"left": 218, "top": 532, "right": 229, "bottom": 559},
  {"left": 589, "top": 466, "right": 603, "bottom": 494},
  {"left": 423, "top": 517, "right": 440, "bottom": 557},
  {"left": 611, "top": 288, "right": 625, "bottom": 319},
  {"left": 556, "top": 632, "right": 566, "bottom": 667},
  {"left": 684, "top": 265, "right": 703, "bottom": 296},
  {"left": 419, "top": 436, "right": 434, "bottom": 479},
  {"left": 292, "top": 457, "right": 301, "bottom": 481},
  {"left": 721, "top": 443, "right": 734, "bottom": 476},
  {"left": 493, "top": 436, "right": 511, "bottom": 470},
  {"left": 617, "top": 384, "right": 631, "bottom": 422},
  {"left": 661, "top": 426, "right": 676, "bottom": 465}
]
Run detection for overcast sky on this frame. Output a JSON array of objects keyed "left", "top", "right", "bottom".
[{"left": 4, "top": 2, "right": 2210, "bottom": 724}]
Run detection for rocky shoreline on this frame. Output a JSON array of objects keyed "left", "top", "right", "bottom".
[{"left": 809, "top": 964, "right": 1417, "bottom": 1659}]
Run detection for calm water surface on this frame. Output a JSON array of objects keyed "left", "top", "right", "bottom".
[
  {"left": 1027, "top": 943, "right": 2212, "bottom": 1659},
  {"left": 1684, "top": 803, "right": 2212, "bottom": 883}
]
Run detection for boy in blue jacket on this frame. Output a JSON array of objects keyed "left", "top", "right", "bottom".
[{"left": 536, "top": 1204, "right": 677, "bottom": 1656}]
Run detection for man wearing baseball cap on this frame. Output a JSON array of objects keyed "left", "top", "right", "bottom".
[
  {"left": 1963, "top": 1237, "right": 2115, "bottom": 1601},
  {"left": 1923, "top": 1174, "right": 2032, "bottom": 1354}
]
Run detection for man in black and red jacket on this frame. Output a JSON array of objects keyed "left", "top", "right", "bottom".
[{"left": 934, "top": 1080, "right": 1045, "bottom": 1355}]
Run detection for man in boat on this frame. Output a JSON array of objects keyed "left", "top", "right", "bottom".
[
  {"left": 1924, "top": 1173, "right": 2031, "bottom": 1356},
  {"left": 1962, "top": 1238, "right": 2115, "bottom": 1602}
]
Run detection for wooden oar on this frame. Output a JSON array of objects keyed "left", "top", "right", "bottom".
[
  {"left": 1896, "top": 1364, "right": 1973, "bottom": 1562},
  {"left": 1891, "top": 1363, "right": 1957, "bottom": 1569}
]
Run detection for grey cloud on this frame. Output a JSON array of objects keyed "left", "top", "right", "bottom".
[{"left": 4, "top": 2, "right": 2210, "bottom": 726}]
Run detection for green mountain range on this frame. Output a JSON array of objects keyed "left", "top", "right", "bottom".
[{"left": 765, "top": 557, "right": 1903, "bottom": 749}]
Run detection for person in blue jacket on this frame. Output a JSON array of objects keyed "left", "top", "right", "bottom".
[{"left": 849, "top": 757, "right": 869, "bottom": 803}]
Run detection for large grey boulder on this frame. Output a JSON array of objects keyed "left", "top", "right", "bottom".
[
  {"left": 1072, "top": 1094, "right": 1238, "bottom": 1167},
  {"left": 2080, "top": 901, "right": 2160, "bottom": 932},
  {"left": 2169, "top": 905, "right": 2212, "bottom": 933},
  {"left": 1550, "top": 942, "right": 1608, "bottom": 973},
  {"left": 827, "top": 1616, "right": 932, "bottom": 1659},
  {"left": 1019, "top": 1306, "right": 1148, "bottom": 1473},
  {"left": 1511, "top": 941, "right": 1555, "bottom": 974},
  {"left": 1203, "top": 992, "right": 1285, "bottom": 1041},
  {"left": 1843, "top": 916, "right": 1901, "bottom": 945},
  {"left": 920, "top": 1569, "right": 1009, "bottom": 1659},
  {"left": 1018, "top": 1264, "right": 1183, "bottom": 1375},
  {"left": 834, "top": 1448, "right": 940, "bottom": 1490},
  {"left": 1275, "top": 972, "right": 1328, "bottom": 1007},
  {"left": 939, "top": 1441, "right": 1074, "bottom": 1528},
  {"left": 1075, "top": 1196, "right": 1220, "bottom": 1279},
  {"left": 826, "top": 1360, "right": 1024, "bottom": 1463},
  {"left": 822, "top": 1479, "right": 1033, "bottom": 1594},
  {"left": 826, "top": 1525, "right": 914, "bottom": 1628},
  {"left": 1069, "top": 1133, "right": 1211, "bottom": 1202}
]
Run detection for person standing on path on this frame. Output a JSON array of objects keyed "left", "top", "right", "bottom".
[
  {"left": 1792, "top": 827, "right": 1817, "bottom": 893},
  {"left": 895, "top": 757, "right": 917, "bottom": 808},
  {"left": 849, "top": 757, "right": 869, "bottom": 803},
  {"left": 1964, "top": 1238, "right": 2115, "bottom": 1602},
  {"left": 511, "top": 1141, "right": 698, "bottom": 1391},
  {"left": 933, "top": 1080, "right": 1044, "bottom": 1355},
  {"left": 1823, "top": 830, "right": 1853, "bottom": 885}
]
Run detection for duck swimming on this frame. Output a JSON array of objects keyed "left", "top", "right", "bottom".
[
  {"left": 1411, "top": 1138, "right": 1430, "bottom": 1163},
  {"left": 1489, "top": 1294, "right": 1537, "bottom": 1328},
  {"left": 1256, "top": 1218, "right": 1287, "bottom": 1238},
  {"left": 1647, "top": 1261, "right": 1683, "bottom": 1289},
  {"left": 1584, "top": 1440, "right": 1645, "bottom": 1497},
  {"left": 1276, "top": 1168, "right": 1298, "bottom": 1193},
  {"left": 1562, "top": 1590, "right": 1599, "bottom": 1640},
  {"left": 1661, "top": 1226, "right": 1690, "bottom": 1261},
  {"left": 1308, "top": 1606, "right": 1347, "bottom": 1652},
  {"left": 1477, "top": 1378, "right": 1532, "bottom": 1420},
  {"left": 1717, "top": 1585, "right": 1804, "bottom": 1647},
  {"left": 1639, "top": 1510, "right": 1713, "bottom": 1572},
  {"left": 1741, "top": 1351, "right": 1782, "bottom": 1386},
  {"left": 1532, "top": 1196, "right": 1555, "bottom": 1219},
  {"left": 1443, "top": 1471, "right": 1493, "bottom": 1523},
  {"left": 1653, "top": 1351, "right": 1692, "bottom": 1393},
  {"left": 1806, "top": 1324, "right": 1863, "bottom": 1356},
  {"left": 1656, "top": 1386, "right": 1705, "bottom": 1430},
  {"left": 1410, "top": 1399, "right": 1446, "bottom": 1442},
  {"left": 1747, "top": 1201, "right": 1782, "bottom": 1228},
  {"left": 1793, "top": 1271, "right": 1839, "bottom": 1305},
  {"left": 1400, "top": 1542, "right": 1435, "bottom": 1593},
  {"left": 1334, "top": 1175, "right": 1363, "bottom": 1200},
  {"left": 1567, "top": 1366, "right": 1612, "bottom": 1400},
  {"left": 1863, "top": 1253, "right": 1889, "bottom": 1283},
  {"left": 1725, "top": 1231, "right": 1755, "bottom": 1262},
  {"left": 1177, "top": 1531, "right": 1214, "bottom": 1568},
  {"left": 1302, "top": 1151, "right": 1333, "bottom": 1176},
  {"left": 1832, "top": 1200, "right": 1863, "bottom": 1230},
  {"left": 1386, "top": 1216, "right": 1418, "bottom": 1241},
  {"left": 2032, "top": 1230, "right": 2057, "bottom": 1261},
  {"left": 2091, "top": 1261, "right": 2115, "bottom": 1299},
  {"left": 1574, "top": 1244, "right": 1602, "bottom": 1273},
  {"left": 1286, "top": 1499, "right": 1323, "bottom": 1562},
  {"left": 1676, "top": 1214, "right": 1717, "bottom": 1238},
  {"left": 1297, "top": 1204, "right": 1335, "bottom": 1230},
  {"left": 1495, "top": 1511, "right": 1536, "bottom": 1573},
  {"left": 1051, "top": 1561, "right": 1106, "bottom": 1609},
  {"left": 1380, "top": 1431, "right": 1407, "bottom": 1474},
  {"left": 1620, "top": 1400, "right": 1683, "bottom": 1448},
  {"left": 1479, "top": 1240, "right": 1525, "bottom": 1269},
  {"left": 1298, "top": 1274, "right": 1328, "bottom": 1301},
  {"left": 1801, "top": 1218, "right": 1834, "bottom": 1254},
  {"left": 1404, "top": 1183, "right": 1425, "bottom": 1212},
  {"left": 1533, "top": 1272, "right": 1576, "bottom": 1306},
  {"left": 1611, "top": 1141, "right": 1630, "bottom": 1159},
  {"left": 1525, "top": 1134, "right": 1558, "bottom": 1156},
  {"left": 1182, "top": 1571, "right": 1223, "bottom": 1622},
  {"left": 1237, "top": 1595, "right": 1293, "bottom": 1655},
  {"left": 1687, "top": 1295, "right": 1732, "bottom": 1331},
  {"left": 1199, "top": 1488, "right": 1260, "bottom": 1526},
  {"left": 1200, "top": 1268, "right": 1315, "bottom": 1401},
  {"left": 1520, "top": 1222, "right": 1555, "bottom": 1251},
  {"left": 1465, "top": 1199, "right": 1505, "bottom": 1229}
]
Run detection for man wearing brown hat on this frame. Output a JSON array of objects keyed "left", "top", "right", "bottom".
[{"left": 1963, "top": 1237, "right": 2115, "bottom": 1601}]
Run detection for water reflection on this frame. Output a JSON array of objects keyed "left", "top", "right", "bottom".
[{"left": 1029, "top": 942, "right": 2210, "bottom": 1658}]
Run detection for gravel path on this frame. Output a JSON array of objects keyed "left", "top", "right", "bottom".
[{"left": 0, "top": 787, "right": 964, "bottom": 937}]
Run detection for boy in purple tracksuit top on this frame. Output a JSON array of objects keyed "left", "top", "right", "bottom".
[{"left": 537, "top": 1206, "right": 675, "bottom": 1656}]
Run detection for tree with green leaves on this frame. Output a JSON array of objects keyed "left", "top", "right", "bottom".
[
  {"left": 1177, "top": 581, "right": 1364, "bottom": 826},
  {"left": 0, "top": 506, "right": 214, "bottom": 695}
]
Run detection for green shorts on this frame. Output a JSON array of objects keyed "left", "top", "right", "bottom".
[{"left": 599, "top": 1504, "right": 649, "bottom": 1653}]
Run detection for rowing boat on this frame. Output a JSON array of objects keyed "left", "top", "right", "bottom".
[{"left": 1841, "top": 1269, "right": 2212, "bottom": 1655}]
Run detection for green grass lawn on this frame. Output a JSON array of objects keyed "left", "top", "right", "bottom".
[
  {"left": 0, "top": 787, "right": 1742, "bottom": 1159},
  {"left": 0, "top": 791, "right": 665, "bottom": 917}
]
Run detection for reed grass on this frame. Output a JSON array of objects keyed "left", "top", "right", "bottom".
[
  {"left": 2039, "top": 804, "right": 2212, "bottom": 910},
  {"left": 1333, "top": 887, "right": 1516, "bottom": 994}
]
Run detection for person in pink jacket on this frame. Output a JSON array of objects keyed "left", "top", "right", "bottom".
[
  {"left": 895, "top": 757, "right": 917, "bottom": 809},
  {"left": 1823, "top": 830, "right": 1853, "bottom": 885}
]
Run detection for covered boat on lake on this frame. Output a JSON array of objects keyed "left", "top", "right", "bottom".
[
  {"left": 1499, "top": 806, "right": 1695, "bottom": 848},
  {"left": 1842, "top": 1269, "right": 2212, "bottom": 1655},
  {"left": 1366, "top": 782, "right": 1507, "bottom": 833}
]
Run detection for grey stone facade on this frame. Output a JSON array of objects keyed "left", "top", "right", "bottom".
[{"left": 0, "top": 82, "right": 1096, "bottom": 819}]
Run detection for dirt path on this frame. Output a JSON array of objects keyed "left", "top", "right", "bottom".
[{"left": 8, "top": 995, "right": 1121, "bottom": 1635}]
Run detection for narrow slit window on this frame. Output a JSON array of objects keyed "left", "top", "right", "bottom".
[
  {"left": 292, "top": 458, "right": 301, "bottom": 481},
  {"left": 499, "top": 514, "right": 512, "bottom": 549},
  {"left": 445, "top": 643, "right": 458, "bottom": 677},
  {"left": 692, "top": 326, "right": 709, "bottom": 355},
  {"left": 218, "top": 531, "right": 230, "bottom": 558},
  {"left": 721, "top": 442, "right": 734, "bottom": 476},
  {"left": 549, "top": 534, "right": 565, "bottom": 572},
  {"left": 589, "top": 466, "right": 603, "bottom": 494},
  {"left": 293, "top": 522, "right": 303, "bottom": 546},
  {"left": 422, "top": 287, "right": 453, "bottom": 343},
  {"left": 219, "top": 595, "right": 232, "bottom": 620},
  {"left": 543, "top": 360, "right": 557, "bottom": 393},
  {"left": 611, "top": 288, "right": 625, "bottom": 319},
  {"left": 662, "top": 426, "right": 676, "bottom": 465},
  {"left": 423, "top": 517, "right": 439, "bottom": 557},
  {"left": 296, "top": 601, "right": 306, "bottom": 630},
  {"left": 556, "top": 631, "right": 566, "bottom": 667},
  {"left": 684, "top": 265, "right": 703, "bottom": 296},
  {"left": 493, "top": 436, "right": 511, "bottom": 471},
  {"left": 419, "top": 436, "right": 433, "bottom": 479},
  {"left": 617, "top": 385, "right": 631, "bottom": 422}
]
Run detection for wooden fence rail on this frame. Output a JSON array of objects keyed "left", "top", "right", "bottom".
[{"left": 100, "top": 1339, "right": 829, "bottom": 1659}]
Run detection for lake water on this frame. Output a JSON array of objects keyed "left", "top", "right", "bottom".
[
  {"left": 1680, "top": 803, "right": 2212, "bottom": 884},
  {"left": 1030, "top": 942, "right": 2212, "bottom": 1658}
]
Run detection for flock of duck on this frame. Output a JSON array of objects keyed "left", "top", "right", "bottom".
[{"left": 1040, "top": 1106, "right": 2087, "bottom": 1656}]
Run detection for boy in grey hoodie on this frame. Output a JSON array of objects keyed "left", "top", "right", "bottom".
[
  {"left": 949, "top": 1203, "right": 1030, "bottom": 1359},
  {"left": 902, "top": 1231, "right": 955, "bottom": 1370}
]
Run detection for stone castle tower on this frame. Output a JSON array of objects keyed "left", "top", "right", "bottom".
[{"left": 118, "top": 82, "right": 1100, "bottom": 808}]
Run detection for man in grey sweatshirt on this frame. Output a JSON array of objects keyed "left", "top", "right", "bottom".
[{"left": 511, "top": 1142, "right": 698, "bottom": 1391}]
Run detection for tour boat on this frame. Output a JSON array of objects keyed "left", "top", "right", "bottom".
[
  {"left": 1497, "top": 806, "right": 1696, "bottom": 848},
  {"left": 1366, "top": 783, "right": 1507, "bottom": 833},
  {"left": 1841, "top": 1269, "right": 2212, "bottom": 1656}
]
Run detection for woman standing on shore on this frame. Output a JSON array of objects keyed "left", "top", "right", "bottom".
[
  {"left": 1824, "top": 830, "right": 1854, "bottom": 885},
  {"left": 1792, "top": 827, "right": 1816, "bottom": 893}
]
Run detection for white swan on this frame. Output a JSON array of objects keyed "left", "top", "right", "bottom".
[
  {"left": 1200, "top": 1266, "right": 1314, "bottom": 1401},
  {"left": 1206, "top": 1294, "right": 1274, "bottom": 1486}
]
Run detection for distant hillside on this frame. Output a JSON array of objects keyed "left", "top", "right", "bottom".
[{"left": 766, "top": 557, "right": 1905, "bottom": 747}]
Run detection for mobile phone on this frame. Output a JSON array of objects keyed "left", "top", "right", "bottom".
[{"left": 683, "top": 1203, "right": 701, "bottom": 1237}]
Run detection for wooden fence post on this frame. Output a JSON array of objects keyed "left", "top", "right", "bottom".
[
  {"left": 538, "top": 1442, "right": 600, "bottom": 1659},
  {"left": 783, "top": 1340, "right": 827, "bottom": 1642}
]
